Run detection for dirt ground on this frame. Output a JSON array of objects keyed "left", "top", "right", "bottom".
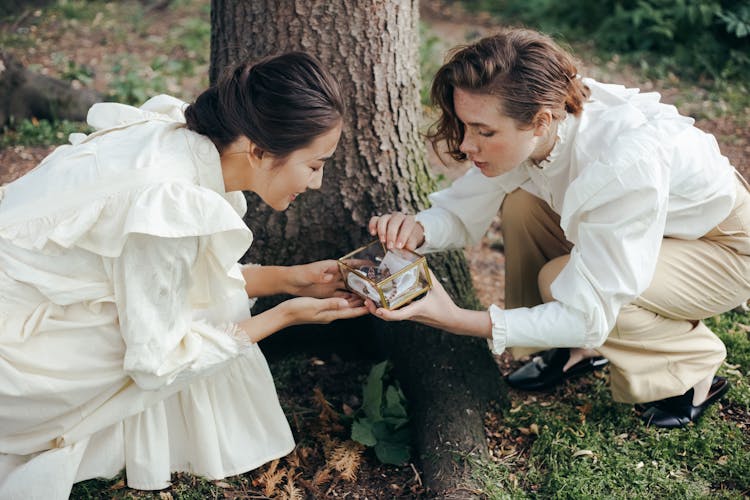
[{"left": 1, "top": 1, "right": 749, "bottom": 498}]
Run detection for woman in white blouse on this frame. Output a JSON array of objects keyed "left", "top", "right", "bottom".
[
  {"left": 0, "top": 52, "right": 366, "bottom": 498},
  {"left": 368, "top": 29, "right": 749, "bottom": 429}
]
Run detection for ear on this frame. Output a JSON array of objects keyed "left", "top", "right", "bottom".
[
  {"left": 532, "top": 109, "right": 553, "bottom": 137},
  {"left": 250, "top": 144, "right": 265, "bottom": 160}
]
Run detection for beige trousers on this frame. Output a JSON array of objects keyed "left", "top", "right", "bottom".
[{"left": 501, "top": 173, "right": 750, "bottom": 403}]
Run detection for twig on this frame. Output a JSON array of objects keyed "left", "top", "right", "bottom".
[
  {"left": 7, "top": 9, "right": 31, "bottom": 34},
  {"left": 410, "top": 462, "right": 423, "bottom": 486}
]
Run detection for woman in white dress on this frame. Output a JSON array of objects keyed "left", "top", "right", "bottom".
[
  {"left": 368, "top": 29, "right": 749, "bottom": 429},
  {"left": 0, "top": 51, "right": 367, "bottom": 498}
]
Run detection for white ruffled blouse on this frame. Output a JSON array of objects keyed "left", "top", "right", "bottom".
[
  {"left": 0, "top": 96, "right": 294, "bottom": 497},
  {"left": 415, "top": 79, "right": 738, "bottom": 354}
]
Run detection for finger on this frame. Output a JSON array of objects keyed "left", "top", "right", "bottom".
[
  {"left": 333, "top": 290, "right": 361, "bottom": 303},
  {"left": 325, "top": 305, "right": 369, "bottom": 322},
  {"left": 395, "top": 216, "right": 416, "bottom": 249},
  {"left": 348, "top": 296, "right": 364, "bottom": 307},
  {"left": 385, "top": 213, "right": 406, "bottom": 250},
  {"left": 376, "top": 214, "right": 393, "bottom": 244},
  {"left": 368, "top": 216, "right": 380, "bottom": 236},
  {"left": 330, "top": 277, "right": 346, "bottom": 287},
  {"left": 406, "top": 230, "right": 423, "bottom": 251},
  {"left": 319, "top": 259, "right": 340, "bottom": 274},
  {"left": 321, "top": 297, "right": 350, "bottom": 310},
  {"left": 373, "top": 306, "right": 408, "bottom": 321},
  {"left": 364, "top": 298, "right": 379, "bottom": 314}
]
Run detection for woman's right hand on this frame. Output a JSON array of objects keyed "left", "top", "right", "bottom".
[
  {"left": 368, "top": 213, "right": 425, "bottom": 250},
  {"left": 281, "top": 296, "right": 368, "bottom": 326}
]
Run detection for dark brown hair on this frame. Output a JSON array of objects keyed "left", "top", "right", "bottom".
[
  {"left": 184, "top": 51, "right": 344, "bottom": 157},
  {"left": 428, "top": 28, "right": 590, "bottom": 162}
]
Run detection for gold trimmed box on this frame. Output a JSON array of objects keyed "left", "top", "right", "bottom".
[{"left": 338, "top": 240, "right": 432, "bottom": 310}]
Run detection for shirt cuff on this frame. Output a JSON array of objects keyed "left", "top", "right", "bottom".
[
  {"left": 240, "top": 262, "right": 261, "bottom": 309},
  {"left": 488, "top": 304, "right": 508, "bottom": 355},
  {"left": 415, "top": 208, "right": 460, "bottom": 254}
]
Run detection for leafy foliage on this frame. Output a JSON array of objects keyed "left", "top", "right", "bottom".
[
  {"left": 1, "top": 118, "right": 91, "bottom": 147},
  {"left": 350, "top": 361, "right": 412, "bottom": 465},
  {"left": 461, "top": 0, "right": 750, "bottom": 82}
]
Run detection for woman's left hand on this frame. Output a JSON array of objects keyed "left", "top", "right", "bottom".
[{"left": 288, "top": 259, "right": 356, "bottom": 301}]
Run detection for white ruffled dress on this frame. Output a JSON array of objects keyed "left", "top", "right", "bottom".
[{"left": 0, "top": 96, "right": 295, "bottom": 499}]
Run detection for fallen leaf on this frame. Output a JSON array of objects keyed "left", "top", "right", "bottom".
[{"left": 109, "top": 479, "right": 126, "bottom": 490}]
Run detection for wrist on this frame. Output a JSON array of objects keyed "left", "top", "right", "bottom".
[
  {"left": 283, "top": 265, "right": 299, "bottom": 295},
  {"left": 446, "top": 307, "right": 492, "bottom": 339},
  {"left": 271, "top": 265, "right": 298, "bottom": 296}
]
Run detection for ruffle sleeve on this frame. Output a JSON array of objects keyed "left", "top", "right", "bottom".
[
  {"left": 416, "top": 167, "right": 528, "bottom": 253},
  {"left": 113, "top": 233, "right": 252, "bottom": 390}
]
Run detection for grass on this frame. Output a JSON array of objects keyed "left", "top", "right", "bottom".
[{"left": 471, "top": 309, "right": 750, "bottom": 499}]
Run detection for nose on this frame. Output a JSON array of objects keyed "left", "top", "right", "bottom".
[
  {"left": 309, "top": 168, "right": 324, "bottom": 190},
  {"left": 459, "top": 133, "right": 478, "bottom": 155}
]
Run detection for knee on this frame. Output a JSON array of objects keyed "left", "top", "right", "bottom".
[
  {"left": 538, "top": 255, "right": 569, "bottom": 303},
  {"left": 501, "top": 189, "right": 547, "bottom": 233}
]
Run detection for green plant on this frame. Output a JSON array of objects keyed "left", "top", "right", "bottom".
[
  {"left": 1, "top": 118, "right": 91, "bottom": 148},
  {"left": 350, "top": 360, "right": 411, "bottom": 465},
  {"left": 57, "top": 58, "right": 95, "bottom": 86},
  {"left": 461, "top": 0, "right": 750, "bottom": 84},
  {"left": 107, "top": 67, "right": 167, "bottom": 105}
]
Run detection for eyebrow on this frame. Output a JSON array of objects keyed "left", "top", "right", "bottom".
[{"left": 465, "top": 121, "right": 492, "bottom": 128}]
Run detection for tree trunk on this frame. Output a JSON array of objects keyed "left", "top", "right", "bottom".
[
  {"left": 0, "top": 51, "right": 102, "bottom": 126},
  {"left": 210, "top": 1, "right": 505, "bottom": 495}
]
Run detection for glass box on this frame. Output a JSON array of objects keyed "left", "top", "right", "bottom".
[{"left": 338, "top": 240, "right": 432, "bottom": 310}]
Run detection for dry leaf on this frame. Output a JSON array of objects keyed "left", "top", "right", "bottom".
[
  {"left": 159, "top": 493, "right": 173, "bottom": 500},
  {"left": 283, "top": 475, "right": 303, "bottom": 500},
  {"left": 312, "top": 467, "right": 332, "bottom": 487},
  {"left": 329, "top": 441, "right": 364, "bottom": 482},
  {"left": 572, "top": 449, "right": 594, "bottom": 458},
  {"left": 214, "top": 481, "right": 231, "bottom": 488},
  {"left": 258, "top": 461, "right": 286, "bottom": 497},
  {"left": 109, "top": 479, "right": 126, "bottom": 490},
  {"left": 313, "top": 387, "right": 338, "bottom": 422}
]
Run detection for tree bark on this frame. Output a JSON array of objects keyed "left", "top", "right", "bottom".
[
  {"left": 210, "top": 1, "right": 505, "bottom": 495},
  {"left": 0, "top": 51, "right": 102, "bottom": 126}
]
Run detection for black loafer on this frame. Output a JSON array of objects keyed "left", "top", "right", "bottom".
[
  {"left": 506, "top": 348, "right": 609, "bottom": 391},
  {"left": 640, "top": 376, "right": 730, "bottom": 429}
]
